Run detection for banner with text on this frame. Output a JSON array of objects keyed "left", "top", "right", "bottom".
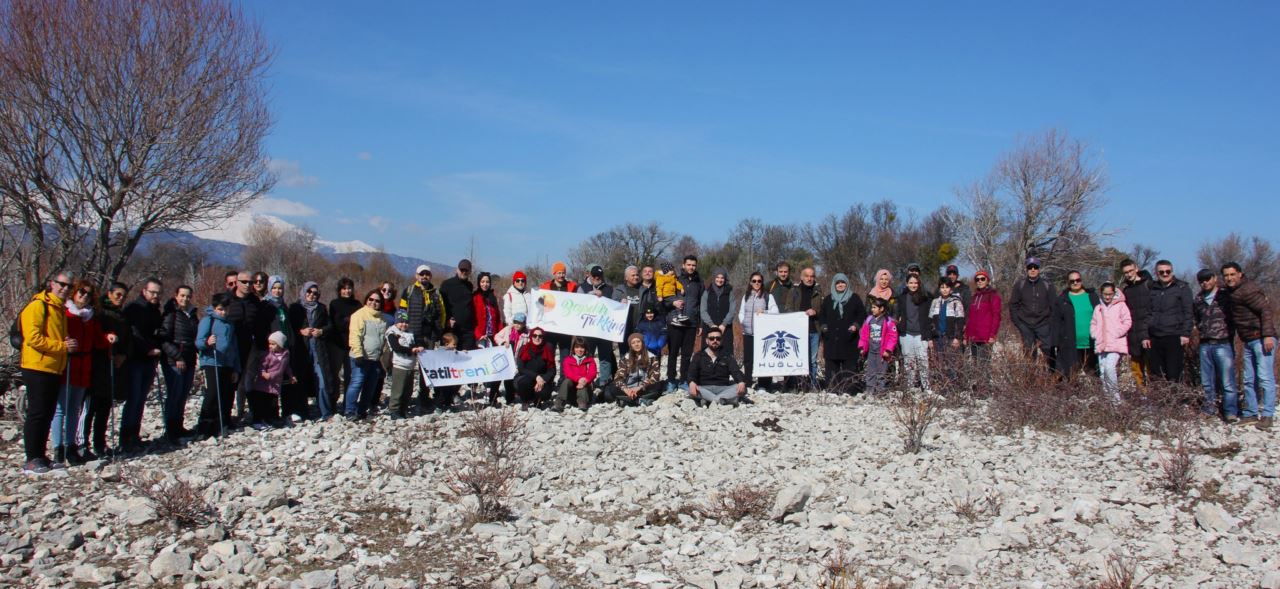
[
  {"left": 751, "top": 312, "right": 810, "bottom": 377},
  {"left": 527, "top": 288, "right": 628, "bottom": 342},
  {"left": 418, "top": 346, "right": 517, "bottom": 386}
]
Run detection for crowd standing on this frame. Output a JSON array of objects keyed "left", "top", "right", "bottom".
[{"left": 12, "top": 253, "right": 1277, "bottom": 475}]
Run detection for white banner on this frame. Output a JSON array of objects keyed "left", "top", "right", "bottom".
[
  {"left": 418, "top": 346, "right": 517, "bottom": 386},
  {"left": 752, "top": 312, "right": 810, "bottom": 377},
  {"left": 527, "top": 288, "right": 629, "bottom": 342}
]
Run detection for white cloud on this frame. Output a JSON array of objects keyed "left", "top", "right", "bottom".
[
  {"left": 356, "top": 151, "right": 374, "bottom": 161},
  {"left": 268, "top": 159, "right": 319, "bottom": 187},
  {"left": 254, "top": 197, "right": 317, "bottom": 217},
  {"left": 368, "top": 216, "right": 389, "bottom": 231}
]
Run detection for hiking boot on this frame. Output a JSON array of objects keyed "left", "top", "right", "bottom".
[
  {"left": 1256, "top": 417, "right": 1274, "bottom": 431},
  {"left": 1236, "top": 416, "right": 1260, "bottom": 427},
  {"left": 53, "top": 446, "right": 65, "bottom": 464},
  {"left": 22, "top": 458, "right": 51, "bottom": 476},
  {"left": 65, "top": 448, "right": 86, "bottom": 466},
  {"left": 80, "top": 448, "right": 98, "bottom": 462},
  {"left": 1224, "top": 415, "right": 1241, "bottom": 425}
]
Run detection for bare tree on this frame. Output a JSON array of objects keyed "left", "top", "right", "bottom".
[
  {"left": 241, "top": 220, "right": 333, "bottom": 289},
  {"left": 0, "top": 0, "right": 274, "bottom": 296},
  {"left": 1127, "top": 243, "right": 1160, "bottom": 272},
  {"left": 568, "top": 221, "right": 682, "bottom": 282},
  {"left": 1198, "top": 234, "right": 1277, "bottom": 290},
  {"left": 947, "top": 129, "right": 1110, "bottom": 283}
]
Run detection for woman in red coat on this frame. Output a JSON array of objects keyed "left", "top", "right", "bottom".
[
  {"left": 53, "top": 280, "right": 116, "bottom": 465},
  {"left": 963, "top": 270, "right": 1003, "bottom": 368},
  {"left": 472, "top": 272, "right": 507, "bottom": 406}
]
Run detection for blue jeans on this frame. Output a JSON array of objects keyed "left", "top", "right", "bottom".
[
  {"left": 50, "top": 384, "right": 86, "bottom": 449},
  {"left": 315, "top": 349, "right": 336, "bottom": 418},
  {"left": 1198, "top": 343, "right": 1237, "bottom": 417},
  {"left": 344, "top": 358, "right": 382, "bottom": 417},
  {"left": 160, "top": 361, "right": 196, "bottom": 434},
  {"left": 1241, "top": 338, "right": 1277, "bottom": 418},
  {"left": 121, "top": 360, "right": 158, "bottom": 442},
  {"left": 808, "top": 331, "right": 820, "bottom": 388}
]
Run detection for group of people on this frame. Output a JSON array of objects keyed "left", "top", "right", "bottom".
[{"left": 13, "top": 252, "right": 1276, "bottom": 475}]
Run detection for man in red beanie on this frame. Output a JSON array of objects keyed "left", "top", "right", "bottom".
[{"left": 964, "top": 270, "right": 1002, "bottom": 367}]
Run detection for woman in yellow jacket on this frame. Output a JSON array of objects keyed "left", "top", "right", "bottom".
[
  {"left": 342, "top": 289, "right": 388, "bottom": 420},
  {"left": 18, "top": 273, "right": 75, "bottom": 475}
]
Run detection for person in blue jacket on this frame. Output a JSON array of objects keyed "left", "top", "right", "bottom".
[{"left": 197, "top": 292, "right": 240, "bottom": 438}]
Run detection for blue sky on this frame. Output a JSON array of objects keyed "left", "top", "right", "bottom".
[{"left": 243, "top": 1, "right": 1279, "bottom": 273}]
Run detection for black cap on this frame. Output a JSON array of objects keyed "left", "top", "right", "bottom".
[
  {"left": 1196, "top": 269, "right": 1216, "bottom": 283},
  {"left": 457, "top": 259, "right": 472, "bottom": 271},
  {"left": 946, "top": 265, "right": 959, "bottom": 275},
  {"left": 590, "top": 265, "right": 604, "bottom": 278}
]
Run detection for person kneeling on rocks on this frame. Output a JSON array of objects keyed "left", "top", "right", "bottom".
[
  {"left": 601, "top": 333, "right": 663, "bottom": 407},
  {"left": 687, "top": 326, "right": 748, "bottom": 407},
  {"left": 556, "top": 337, "right": 597, "bottom": 411}
]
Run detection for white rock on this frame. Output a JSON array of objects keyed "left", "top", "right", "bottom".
[
  {"left": 770, "top": 484, "right": 812, "bottom": 520},
  {"left": 1218, "top": 542, "right": 1262, "bottom": 566},
  {"left": 149, "top": 550, "right": 192, "bottom": 579},
  {"left": 1194, "top": 503, "right": 1239, "bottom": 533}
]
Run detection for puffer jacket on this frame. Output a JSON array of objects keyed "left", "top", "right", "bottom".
[
  {"left": 122, "top": 295, "right": 163, "bottom": 362},
  {"left": 159, "top": 299, "right": 199, "bottom": 364},
  {"left": 252, "top": 349, "right": 292, "bottom": 396},
  {"left": 1193, "top": 288, "right": 1233, "bottom": 342},
  {"left": 197, "top": 308, "right": 240, "bottom": 371},
  {"left": 384, "top": 324, "right": 418, "bottom": 371},
  {"left": 503, "top": 284, "right": 535, "bottom": 325},
  {"left": 929, "top": 293, "right": 967, "bottom": 341},
  {"left": 18, "top": 291, "right": 68, "bottom": 374},
  {"left": 858, "top": 315, "right": 899, "bottom": 356},
  {"left": 1009, "top": 276, "right": 1054, "bottom": 329},
  {"left": 561, "top": 355, "right": 598, "bottom": 384},
  {"left": 1091, "top": 290, "right": 1132, "bottom": 354},
  {"left": 348, "top": 305, "right": 388, "bottom": 361},
  {"left": 964, "top": 288, "right": 1002, "bottom": 343},
  {"left": 1123, "top": 276, "right": 1152, "bottom": 351},
  {"left": 1147, "top": 277, "right": 1193, "bottom": 339},
  {"left": 1225, "top": 277, "right": 1277, "bottom": 342}
]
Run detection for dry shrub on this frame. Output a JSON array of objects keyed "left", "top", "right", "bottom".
[
  {"left": 1159, "top": 433, "right": 1195, "bottom": 494},
  {"left": 951, "top": 489, "right": 1003, "bottom": 522},
  {"left": 890, "top": 389, "right": 942, "bottom": 454},
  {"left": 375, "top": 424, "right": 437, "bottom": 477},
  {"left": 706, "top": 483, "right": 772, "bottom": 522},
  {"left": 122, "top": 470, "right": 218, "bottom": 528},
  {"left": 817, "top": 544, "right": 903, "bottom": 589},
  {"left": 645, "top": 502, "right": 704, "bottom": 527},
  {"left": 1094, "top": 552, "right": 1151, "bottom": 589},
  {"left": 446, "top": 409, "right": 527, "bottom": 523}
]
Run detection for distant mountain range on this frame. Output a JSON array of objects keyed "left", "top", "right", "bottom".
[{"left": 134, "top": 213, "right": 454, "bottom": 277}]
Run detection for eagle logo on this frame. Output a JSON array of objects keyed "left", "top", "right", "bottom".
[{"left": 762, "top": 330, "right": 800, "bottom": 359}]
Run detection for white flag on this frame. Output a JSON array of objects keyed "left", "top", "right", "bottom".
[{"left": 752, "top": 312, "right": 809, "bottom": 377}]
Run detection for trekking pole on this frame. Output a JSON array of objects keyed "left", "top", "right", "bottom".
[
  {"left": 107, "top": 359, "right": 117, "bottom": 460},
  {"left": 60, "top": 362, "right": 71, "bottom": 463}
]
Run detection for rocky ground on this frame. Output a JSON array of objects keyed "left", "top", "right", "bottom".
[{"left": 0, "top": 386, "right": 1278, "bottom": 589}]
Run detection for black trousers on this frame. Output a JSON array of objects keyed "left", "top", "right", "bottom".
[
  {"left": 600, "top": 382, "right": 664, "bottom": 405},
  {"left": 824, "top": 358, "right": 861, "bottom": 393},
  {"left": 741, "top": 333, "right": 770, "bottom": 389},
  {"left": 667, "top": 324, "right": 697, "bottom": 382},
  {"left": 22, "top": 368, "right": 61, "bottom": 461},
  {"left": 1147, "top": 335, "right": 1185, "bottom": 382},
  {"left": 249, "top": 390, "right": 280, "bottom": 424},
  {"left": 199, "top": 366, "right": 236, "bottom": 436},
  {"left": 513, "top": 373, "right": 551, "bottom": 406}
]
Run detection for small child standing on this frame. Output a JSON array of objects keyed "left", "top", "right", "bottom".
[
  {"left": 929, "top": 279, "right": 966, "bottom": 391},
  {"left": 636, "top": 305, "right": 668, "bottom": 357},
  {"left": 859, "top": 297, "right": 899, "bottom": 394},
  {"left": 251, "top": 331, "right": 295, "bottom": 430},
  {"left": 385, "top": 311, "right": 423, "bottom": 419},
  {"left": 430, "top": 333, "right": 460, "bottom": 412}
]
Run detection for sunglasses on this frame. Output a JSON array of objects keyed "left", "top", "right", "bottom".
[
  {"left": 530, "top": 334, "right": 543, "bottom": 339},
  {"left": 77, "top": 288, "right": 91, "bottom": 296},
  {"left": 53, "top": 280, "right": 71, "bottom": 288},
  {"left": 706, "top": 336, "right": 722, "bottom": 341},
  {"left": 381, "top": 288, "right": 393, "bottom": 292},
  {"left": 417, "top": 271, "right": 430, "bottom": 276},
  {"left": 975, "top": 277, "right": 988, "bottom": 282},
  {"left": 1157, "top": 270, "right": 1172, "bottom": 275},
  {"left": 514, "top": 278, "right": 526, "bottom": 283},
  {"left": 750, "top": 279, "right": 763, "bottom": 284},
  {"left": 367, "top": 297, "right": 382, "bottom": 304},
  {"left": 1069, "top": 278, "right": 1082, "bottom": 284},
  {"left": 238, "top": 279, "right": 250, "bottom": 284},
  {"left": 1026, "top": 265, "right": 1040, "bottom": 270},
  {"left": 306, "top": 289, "right": 319, "bottom": 295}
]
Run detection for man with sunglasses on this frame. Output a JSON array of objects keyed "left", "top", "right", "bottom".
[
  {"left": 120, "top": 277, "right": 165, "bottom": 452},
  {"left": 964, "top": 270, "right": 1002, "bottom": 366},
  {"left": 440, "top": 259, "right": 476, "bottom": 350},
  {"left": 688, "top": 326, "right": 748, "bottom": 406},
  {"left": 1143, "top": 260, "right": 1193, "bottom": 382},
  {"left": 17, "top": 273, "right": 75, "bottom": 474},
  {"left": 224, "top": 271, "right": 263, "bottom": 420},
  {"left": 1009, "top": 257, "right": 1055, "bottom": 363},
  {"left": 1193, "top": 269, "right": 1238, "bottom": 422},
  {"left": 398, "top": 265, "right": 445, "bottom": 412}
]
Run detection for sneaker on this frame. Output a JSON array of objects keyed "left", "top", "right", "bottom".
[
  {"left": 1236, "top": 416, "right": 1260, "bottom": 426},
  {"left": 251, "top": 422, "right": 271, "bottom": 431},
  {"left": 664, "top": 381, "right": 677, "bottom": 393},
  {"left": 80, "top": 448, "right": 98, "bottom": 462},
  {"left": 22, "top": 458, "right": 51, "bottom": 475},
  {"left": 1256, "top": 417, "right": 1274, "bottom": 431},
  {"left": 1224, "top": 415, "right": 1241, "bottom": 425}
]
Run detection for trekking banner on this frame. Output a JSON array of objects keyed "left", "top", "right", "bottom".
[
  {"left": 752, "top": 312, "right": 810, "bottom": 377},
  {"left": 527, "top": 288, "right": 628, "bottom": 342},
  {"left": 418, "top": 346, "right": 517, "bottom": 386}
]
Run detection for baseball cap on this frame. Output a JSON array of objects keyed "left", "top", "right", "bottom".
[
  {"left": 590, "top": 265, "right": 604, "bottom": 278},
  {"left": 513, "top": 312, "right": 527, "bottom": 323},
  {"left": 416, "top": 264, "right": 431, "bottom": 275},
  {"left": 946, "top": 265, "right": 959, "bottom": 275},
  {"left": 1025, "top": 257, "right": 1042, "bottom": 269}
]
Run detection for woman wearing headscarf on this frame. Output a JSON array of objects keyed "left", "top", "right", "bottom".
[
  {"left": 818, "top": 273, "right": 867, "bottom": 393},
  {"left": 601, "top": 333, "right": 663, "bottom": 407},
  {"left": 513, "top": 327, "right": 556, "bottom": 408},
  {"left": 472, "top": 272, "right": 506, "bottom": 406},
  {"left": 867, "top": 269, "right": 897, "bottom": 317},
  {"left": 737, "top": 271, "right": 778, "bottom": 391},
  {"left": 288, "top": 281, "right": 332, "bottom": 420},
  {"left": 700, "top": 267, "right": 738, "bottom": 357},
  {"left": 262, "top": 275, "right": 293, "bottom": 348}
]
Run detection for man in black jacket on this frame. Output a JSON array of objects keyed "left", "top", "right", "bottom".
[
  {"left": 1144, "top": 260, "right": 1193, "bottom": 382},
  {"left": 1193, "top": 269, "right": 1237, "bottom": 421},
  {"left": 119, "top": 277, "right": 164, "bottom": 451},
  {"left": 1009, "top": 257, "right": 1055, "bottom": 364},
  {"left": 687, "top": 326, "right": 748, "bottom": 407},
  {"left": 791, "top": 267, "right": 823, "bottom": 389},
  {"left": 665, "top": 255, "right": 703, "bottom": 390},
  {"left": 1120, "top": 259, "right": 1152, "bottom": 387},
  {"left": 440, "top": 259, "right": 476, "bottom": 350},
  {"left": 224, "top": 271, "right": 265, "bottom": 419}
]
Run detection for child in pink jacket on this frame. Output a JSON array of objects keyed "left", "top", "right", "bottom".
[
  {"left": 859, "top": 297, "right": 899, "bottom": 394},
  {"left": 1090, "top": 283, "right": 1132, "bottom": 401},
  {"left": 557, "top": 337, "right": 598, "bottom": 411},
  {"left": 251, "top": 331, "right": 296, "bottom": 430}
]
